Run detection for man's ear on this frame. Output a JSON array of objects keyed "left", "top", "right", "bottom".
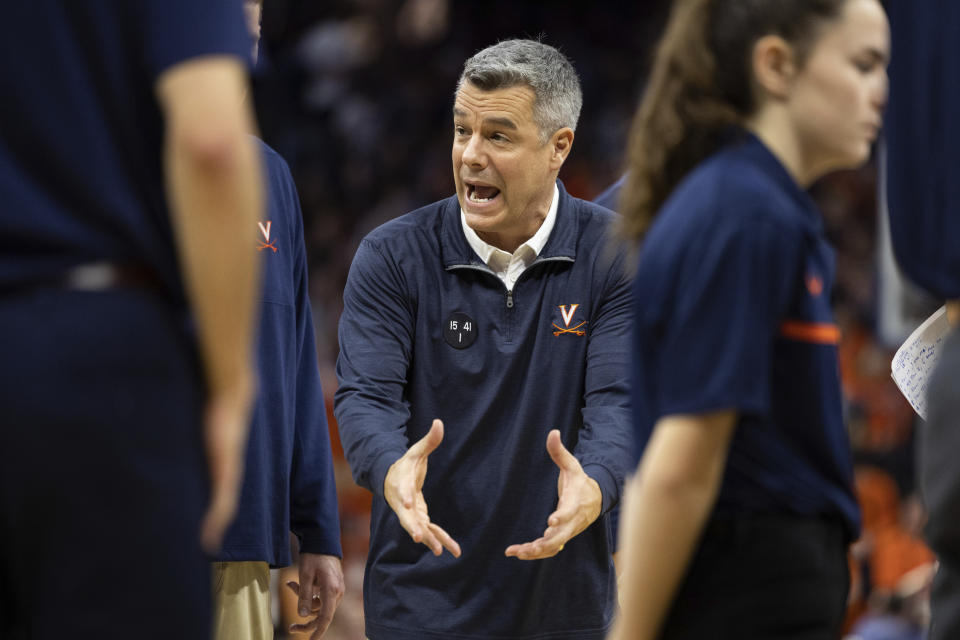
[
  {"left": 550, "top": 127, "right": 574, "bottom": 170},
  {"left": 751, "top": 34, "right": 797, "bottom": 100}
]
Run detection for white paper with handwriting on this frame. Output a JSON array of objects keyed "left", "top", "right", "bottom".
[{"left": 891, "top": 306, "right": 950, "bottom": 420}]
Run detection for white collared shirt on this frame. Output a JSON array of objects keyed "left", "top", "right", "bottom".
[{"left": 460, "top": 184, "right": 559, "bottom": 291}]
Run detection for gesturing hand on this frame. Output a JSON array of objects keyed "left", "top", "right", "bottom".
[
  {"left": 505, "top": 429, "right": 603, "bottom": 560},
  {"left": 384, "top": 419, "right": 462, "bottom": 557},
  {"left": 285, "top": 553, "right": 345, "bottom": 639}
]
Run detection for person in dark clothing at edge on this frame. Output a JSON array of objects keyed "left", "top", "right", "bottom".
[
  {"left": 609, "top": 0, "right": 888, "bottom": 638},
  {"left": 210, "top": 3, "right": 344, "bottom": 639},
  {"left": 0, "top": 1, "right": 263, "bottom": 638},
  {"left": 335, "top": 39, "right": 633, "bottom": 640},
  {"left": 884, "top": 3, "right": 960, "bottom": 638}
]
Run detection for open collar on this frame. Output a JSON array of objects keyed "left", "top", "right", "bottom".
[{"left": 441, "top": 180, "right": 578, "bottom": 269}]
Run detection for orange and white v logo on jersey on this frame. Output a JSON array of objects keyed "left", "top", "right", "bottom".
[
  {"left": 257, "top": 221, "right": 277, "bottom": 253},
  {"left": 553, "top": 303, "right": 587, "bottom": 337},
  {"left": 560, "top": 304, "right": 579, "bottom": 327}
]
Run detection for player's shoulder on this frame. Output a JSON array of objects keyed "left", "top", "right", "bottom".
[
  {"left": 252, "top": 137, "right": 293, "bottom": 181},
  {"left": 255, "top": 137, "right": 283, "bottom": 162},
  {"left": 669, "top": 149, "right": 804, "bottom": 236}
]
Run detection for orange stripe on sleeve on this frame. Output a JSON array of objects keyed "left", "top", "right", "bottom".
[{"left": 779, "top": 320, "right": 841, "bottom": 345}]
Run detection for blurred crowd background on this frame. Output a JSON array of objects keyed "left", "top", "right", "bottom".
[{"left": 248, "top": 1, "right": 938, "bottom": 638}]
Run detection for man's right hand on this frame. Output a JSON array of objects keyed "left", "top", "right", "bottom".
[{"left": 384, "top": 419, "right": 461, "bottom": 557}]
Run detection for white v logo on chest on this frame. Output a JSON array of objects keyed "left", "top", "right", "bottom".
[
  {"left": 559, "top": 304, "right": 579, "bottom": 327},
  {"left": 258, "top": 221, "right": 272, "bottom": 242}
]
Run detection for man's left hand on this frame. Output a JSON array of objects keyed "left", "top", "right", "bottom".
[
  {"left": 505, "top": 429, "right": 603, "bottom": 560},
  {"left": 285, "top": 553, "right": 345, "bottom": 638}
]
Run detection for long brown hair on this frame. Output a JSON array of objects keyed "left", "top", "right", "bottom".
[{"left": 618, "top": 0, "right": 846, "bottom": 244}]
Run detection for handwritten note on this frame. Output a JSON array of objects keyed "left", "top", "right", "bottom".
[{"left": 891, "top": 306, "right": 951, "bottom": 420}]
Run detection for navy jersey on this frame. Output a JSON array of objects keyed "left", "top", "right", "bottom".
[
  {"left": 632, "top": 133, "right": 860, "bottom": 541},
  {"left": 217, "top": 140, "right": 341, "bottom": 566},
  {"left": 336, "top": 182, "right": 632, "bottom": 640},
  {"left": 885, "top": 0, "right": 960, "bottom": 299},
  {"left": 0, "top": 1, "right": 249, "bottom": 301}
]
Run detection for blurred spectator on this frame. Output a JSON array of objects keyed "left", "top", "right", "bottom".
[{"left": 847, "top": 466, "right": 935, "bottom": 639}]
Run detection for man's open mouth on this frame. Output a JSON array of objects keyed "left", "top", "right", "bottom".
[{"left": 466, "top": 182, "right": 501, "bottom": 204}]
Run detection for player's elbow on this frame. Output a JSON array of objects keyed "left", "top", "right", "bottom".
[
  {"left": 156, "top": 57, "right": 253, "bottom": 175},
  {"left": 637, "top": 412, "right": 737, "bottom": 497},
  {"left": 171, "top": 120, "right": 247, "bottom": 175},
  {"left": 641, "top": 464, "right": 715, "bottom": 504}
]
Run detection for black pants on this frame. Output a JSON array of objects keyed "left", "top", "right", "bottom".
[
  {"left": 0, "top": 289, "right": 210, "bottom": 639},
  {"left": 657, "top": 513, "right": 849, "bottom": 640},
  {"left": 922, "top": 329, "right": 960, "bottom": 640}
]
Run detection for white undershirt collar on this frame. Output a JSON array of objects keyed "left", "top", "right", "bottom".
[{"left": 460, "top": 184, "right": 559, "bottom": 290}]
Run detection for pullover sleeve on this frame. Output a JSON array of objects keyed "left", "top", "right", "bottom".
[
  {"left": 334, "top": 238, "right": 414, "bottom": 498},
  {"left": 575, "top": 244, "right": 634, "bottom": 514}
]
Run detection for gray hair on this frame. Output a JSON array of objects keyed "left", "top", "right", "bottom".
[{"left": 456, "top": 39, "right": 583, "bottom": 144}]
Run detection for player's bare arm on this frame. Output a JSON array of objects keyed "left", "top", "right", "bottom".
[
  {"left": 156, "top": 55, "right": 264, "bottom": 552},
  {"left": 608, "top": 411, "right": 736, "bottom": 640}
]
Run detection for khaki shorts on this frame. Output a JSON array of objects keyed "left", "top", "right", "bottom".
[{"left": 211, "top": 561, "right": 273, "bottom": 640}]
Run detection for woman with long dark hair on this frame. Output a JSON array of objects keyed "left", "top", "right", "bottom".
[{"left": 610, "top": 1, "right": 889, "bottom": 638}]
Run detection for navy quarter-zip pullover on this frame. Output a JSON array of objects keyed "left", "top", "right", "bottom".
[{"left": 335, "top": 181, "right": 632, "bottom": 640}]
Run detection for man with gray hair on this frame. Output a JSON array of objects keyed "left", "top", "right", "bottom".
[{"left": 335, "top": 39, "right": 632, "bottom": 640}]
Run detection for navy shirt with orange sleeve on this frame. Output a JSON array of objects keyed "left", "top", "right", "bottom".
[{"left": 632, "top": 133, "right": 860, "bottom": 541}]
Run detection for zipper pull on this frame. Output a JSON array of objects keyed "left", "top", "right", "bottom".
[{"left": 506, "top": 289, "right": 514, "bottom": 308}]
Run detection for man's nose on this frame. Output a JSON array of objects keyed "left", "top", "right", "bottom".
[{"left": 461, "top": 134, "right": 485, "bottom": 168}]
